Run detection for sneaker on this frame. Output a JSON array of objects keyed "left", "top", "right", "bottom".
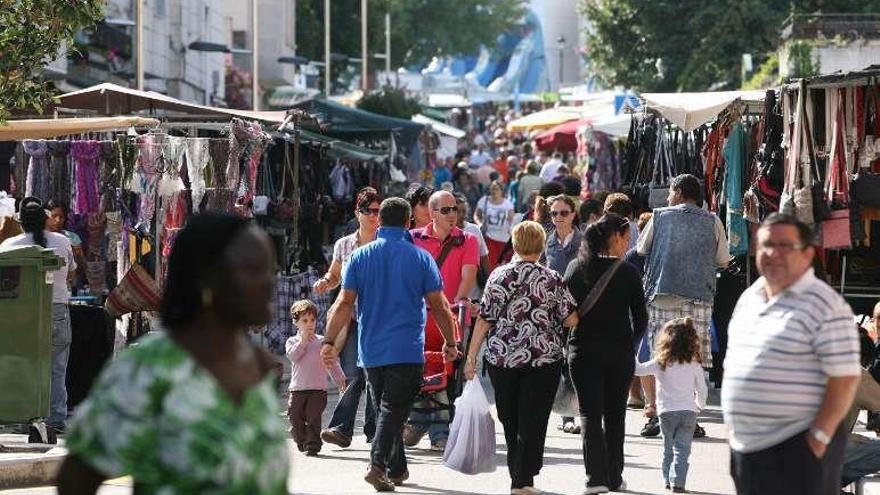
[
  {"left": 364, "top": 465, "right": 396, "bottom": 492},
  {"left": 582, "top": 486, "right": 609, "bottom": 494},
  {"left": 693, "top": 423, "right": 706, "bottom": 439},
  {"left": 403, "top": 423, "right": 426, "bottom": 447},
  {"left": 640, "top": 416, "right": 660, "bottom": 437},
  {"left": 388, "top": 470, "right": 409, "bottom": 486},
  {"left": 430, "top": 439, "right": 447, "bottom": 451},
  {"left": 320, "top": 429, "right": 352, "bottom": 448},
  {"left": 672, "top": 487, "right": 687, "bottom": 493}
]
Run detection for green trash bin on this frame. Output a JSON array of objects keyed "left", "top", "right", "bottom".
[{"left": 0, "top": 245, "right": 63, "bottom": 433}]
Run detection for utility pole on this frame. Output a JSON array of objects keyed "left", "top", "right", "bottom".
[
  {"left": 252, "top": 0, "right": 259, "bottom": 110},
  {"left": 324, "top": 0, "right": 331, "bottom": 96},
  {"left": 135, "top": 0, "right": 144, "bottom": 90},
  {"left": 361, "top": 0, "right": 368, "bottom": 92},
  {"left": 385, "top": 11, "right": 390, "bottom": 75}
]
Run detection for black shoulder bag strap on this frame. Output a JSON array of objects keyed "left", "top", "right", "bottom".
[
  {"left": 577, "top": 259, "right": 625, "bottom": 318},
  {"left": 435, "top": 234, "right": 463, "bottom": 270}
]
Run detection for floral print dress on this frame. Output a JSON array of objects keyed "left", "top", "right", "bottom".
[
  {"left": 66, "top": 332, "right": 290, "bottom": 494},
  {"left": 479, "top": 260, "right": 577, "bottom": 368}
]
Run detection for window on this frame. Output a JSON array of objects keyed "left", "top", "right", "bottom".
[{"left": 232, "top": 30, "right": 247, "bottom": 50}]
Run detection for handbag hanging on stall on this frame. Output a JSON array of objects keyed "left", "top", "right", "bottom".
[{"left": 822, "top": 88, "right": 853, "bottom": 251}]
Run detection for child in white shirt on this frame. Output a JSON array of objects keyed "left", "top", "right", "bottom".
[{"left": 634, "top": 317, "right": 708, "bottom": 493}]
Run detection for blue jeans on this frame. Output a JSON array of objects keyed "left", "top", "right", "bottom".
[
  {"left": 48, "top": 304, "right": 71, "bottom": 428},
  {"left": 327, "top": 320, "right": 376, "bottom": 439},
  {"left": 408, "top": 397, "right": 450, "bottom": 443},
  {"left": 842, "top": 437, "right": 880, "bottom": 485},
  {"left": 660, "top": 410, "right": 697, "bottom": 488}
]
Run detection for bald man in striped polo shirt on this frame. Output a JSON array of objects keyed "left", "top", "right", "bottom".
[{"left": 722, "top": 214, "right": 860, "bottom": 495}]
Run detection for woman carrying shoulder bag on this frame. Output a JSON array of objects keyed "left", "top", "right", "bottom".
[{"left": 564, "top": 214, "right": 648, "bottom": 494}]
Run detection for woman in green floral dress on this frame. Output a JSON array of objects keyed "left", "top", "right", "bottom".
[{"left": 58, "top": 213, "right": 290, "bottom": 494}]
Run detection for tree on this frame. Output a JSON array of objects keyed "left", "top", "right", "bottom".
[
  {"left": 0, "top": 0, "right": 103, "bottom": 122},
  {"left": 357, "top": 85, "right": 421, "bottom": 119},
  {"left": 581, "top": 0, "right": 880, "bottom": 92},
  {"left": 294, "top": 0, "right": 525, "bottom": 72}
]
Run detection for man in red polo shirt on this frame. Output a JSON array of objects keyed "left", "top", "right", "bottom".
[{"left": 405, "top": 190, "right": 479, "bottom": 450}]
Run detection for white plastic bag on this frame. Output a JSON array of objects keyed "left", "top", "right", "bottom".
[{"left": 443, "top": 380, "right": 496, "bottom": 474}]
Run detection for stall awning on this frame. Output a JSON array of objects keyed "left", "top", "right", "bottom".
[
  {"left": 411, "top": 114, "right": 466, "bottom": 139},
  {"left": 56, "top": 83, "right": 288, "bottom": 123},
  {"left": 534, "top": 119, "right": 590, "bottom": 153},
  {"left": 506, "top": 107, "right": 584, "bottom": 133},
  {"left": 293, "top": 129, "right": 387, "bottom": 162},
  {"left": 0, "top": 116, "right": 160, "bottom": 141},
  {"left": 641, "top": 90, "right": 766, "bottom": 132},
  {"left": 588, "top": 114, "right": 633, "bottom": 138}
]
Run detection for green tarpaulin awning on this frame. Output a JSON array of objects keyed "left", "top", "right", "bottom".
[{"left": 285, "top": 129, "right": 387, "bottom": 162}]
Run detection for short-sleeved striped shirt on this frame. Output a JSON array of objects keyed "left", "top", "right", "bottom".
[{"left": 721, "top": 269, "right": 859, "bottom": 454}]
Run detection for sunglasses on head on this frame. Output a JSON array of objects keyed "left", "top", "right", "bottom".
[
  {"left": 359, "top": 207, "right": 380, "bottom": 216},
  {"left": 433, "top": 206, "right": 458, "bottom": 215},
  {"left": 550, "top": 210, "right": 572, "bottom": 218}
]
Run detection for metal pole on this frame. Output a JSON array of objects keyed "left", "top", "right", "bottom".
[
  {"left": 385, "top": 11, "right": 390, "bottom": 75},
  {"left": 252, "top": 0, "right": 259, "bottom": 110},
  {"left": 361, "top": 0, "right": 368, "bottom": 92},
  {"left": 325, "top": 0, "right": 331, "bottom": 96},
  {"left": 558, "top": 49, "right": 563, "bottom": 90},
  {"left": 136, "top": 0, "right": 144, "bottom": 90}
]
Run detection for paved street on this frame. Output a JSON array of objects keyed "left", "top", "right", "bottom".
[{"left": 1, "top": 378, "right": 739, "bottom": 495}]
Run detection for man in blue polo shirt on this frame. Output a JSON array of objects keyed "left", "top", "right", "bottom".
[{"left": 322, "top": 197, "right": 458, "bottom": 492}]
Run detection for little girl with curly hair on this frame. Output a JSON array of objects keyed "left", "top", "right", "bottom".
[{"left": 634, "top": 317, "right": 708, "bottom": 494}]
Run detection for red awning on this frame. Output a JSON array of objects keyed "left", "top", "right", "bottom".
[{"left": 534, "top": 118, "right": 590, "bottom": 153}]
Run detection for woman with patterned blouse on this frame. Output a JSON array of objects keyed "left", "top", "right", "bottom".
[
  {"left": 465, "top": 221, "right": 578, "bottom": 495},
  {"left": 58, "top": 213, "right": 290, "bottom": 494}
]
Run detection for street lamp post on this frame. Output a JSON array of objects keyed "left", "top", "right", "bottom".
[
  {"left": 324, "top": 0, "right": 331, "bottom": 96},
  {"left": 252, "top": 0, "right": 259, "bottom": 110},
  {"left": 361, "top": 0, "right": 368, "bottom": 92},
  {"left": 556, "top": 35, "right": 565, "bottom": 91},
  {"left": 136, "top": 0, "right": 144, "bottom": 90}
]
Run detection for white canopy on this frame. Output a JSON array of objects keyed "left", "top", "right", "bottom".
[
  {"left": 641, "top": 90, "right": 766, "bottom": 131},
  {"left": 411, "top": 114, "right": 466, "bottom": 139},
  {"left": 57, "top": 83, "right": 288, "bottom": 123},
  {"left": 585, "top": 114, "right": 632, "bottom": 138},
  {"left": 0, "top": 116, "right": 160, "bottom": 141}
]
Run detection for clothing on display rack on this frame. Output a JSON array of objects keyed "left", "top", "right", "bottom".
[
  {"left": 263, "top": 270, "right": 334, "bottom": 355},
  {"left": 47, "top": 140, "right": 72, "bottom": 205},
  {"left": 134, "top": 134, "right": 164, "bottom": 228},
  {"left": 71, "top": 140, "right": 102, "bottom": 215},
  {"left": 23, "top": 140, "right": 50, "bottom": 201},
  {"left": 99, "top": 141, "right": 120, "bottom": 212},
  {"left": 723, "top": 123, "right": 749, "bottom": 256}
]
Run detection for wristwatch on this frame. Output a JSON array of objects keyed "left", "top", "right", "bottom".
[{"left": 810, "top": 427, "right": 831, "bottom": 446}]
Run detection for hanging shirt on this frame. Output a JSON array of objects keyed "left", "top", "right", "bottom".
[{"left": 478, "top": 197, "right": 515, "bottom": 243}]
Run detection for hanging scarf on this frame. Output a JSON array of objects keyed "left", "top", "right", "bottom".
[
  {"left": 185, "top": 137, "right": 211, "bottom": 211},
  {"left": 47, "top": 140, "right": 71, "bottom": 205},
  {"left": 135, "top": 134, "right": 165, "bottom": 228},
  {"left": 71, "top": 140, "right": 102, "bottom": 215},
  {"left": 208, "top": 138, "right": 229, "bottom": 187},
  {"left": 23, "top": 140, "right": 50, "bottom": 201},
  {"left": 99, "top": 141, "right": 119, "bottom": 212},
  {"left": 158, "top": 136, "right": 186, "bottom": 198}
]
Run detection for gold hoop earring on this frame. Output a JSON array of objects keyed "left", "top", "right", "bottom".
[{"left": 200, "top": 288, "right": 214, "bottom": 308}]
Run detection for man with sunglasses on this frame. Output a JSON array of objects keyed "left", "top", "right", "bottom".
[
  {"left": 723, "top": 214, "right": 860, "bottom": 495},
  {"left": 405, "top": 190, "right": 480, "bottom": 451}
]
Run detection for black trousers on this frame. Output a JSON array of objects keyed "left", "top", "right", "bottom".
[
  {"left": 487, "top": 361, "right": 561, "bottom": 489},
  {"left": 730, "top": 427, "right": 848, "bottom": 495},
  {"left": 569, "top": 346, "right": 634, "bottom": 489},
  {"left": 365, "top": 363, "right": 423, "bottom": 478}
]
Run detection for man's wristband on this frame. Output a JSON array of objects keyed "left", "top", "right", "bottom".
[
  {"left": 810, "top": 427, "right": 831, "bottom": 446},
  {"left": 322, "top": 341, "right": 335, "bottom": 347}
]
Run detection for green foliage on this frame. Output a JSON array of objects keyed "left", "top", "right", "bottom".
[
  {"left": 357, "top": 85, "right": 421, "bottom": 119},
  {"left": 786, "top": 40, "right": 820, "bottom": 79},
  {"left": 742, "top": 54, "right": 780, "bottom": 90},
  {"left": 0, "top": 0, "right": 104, "bottom": 122},
  {"left": 294, "top": 0, "right": 525, "bottom": 70},
  {"left": 581, "top": 0, "right": 880, "bottom": 92}
]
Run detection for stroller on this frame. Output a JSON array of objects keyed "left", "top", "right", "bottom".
[{"left": 408, "top": 302, "right": 474, "bottom": 433}]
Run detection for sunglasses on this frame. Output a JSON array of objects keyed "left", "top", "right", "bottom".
[
  {"left": 550, "top": 210, "right": 572, "bottom": 218},
  {"left": 359, "top": 207, "right": 380, "bottom": 216},
  {"left": 433, "top": 206, "right": 458, "bottom": 215}
]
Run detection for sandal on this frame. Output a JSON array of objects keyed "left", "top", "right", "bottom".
[{"left": 562, "top": 421, "right": 576, "bottom": 433}]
